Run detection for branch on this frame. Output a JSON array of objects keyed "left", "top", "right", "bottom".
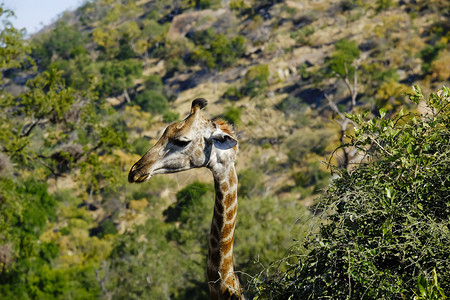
[
  {"left": 95, "top": 268, "right": 112, "bottom": 300},
  {"left": 369, "top": 136, "right": 392, "bottom": 156},
  {"left": 342, "top": 59, "right": 360, "bottom": 113},
  {"left": 123, "top": 88, "right": 131, "bottom": 103},
  {"left": 34, "top": 155, "right": 65, "bottom": 178},
  {"left": 325, "top": 93, "right": 346, "bottom": 120},
  {"left": 20, "top": 118, "right": 41, "bottom": 137}
]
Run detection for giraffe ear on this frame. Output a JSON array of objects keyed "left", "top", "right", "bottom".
[{"left": 210, "top": 131, "right": 237, "bottom": 150}]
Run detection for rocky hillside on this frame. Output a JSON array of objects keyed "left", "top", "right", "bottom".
[
  {"left": 0, "top": 0, "right": 448, "bottom": 298},
  {"left": 27, "top": 0, "right": 448, "bottom": 197}
]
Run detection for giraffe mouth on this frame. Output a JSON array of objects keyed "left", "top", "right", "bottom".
[
  {"left": 133, "top": 173, "right": 151, "bottom": 183},
  {"left": 128, "top": 164, "right": 152, "bottom": 183}
]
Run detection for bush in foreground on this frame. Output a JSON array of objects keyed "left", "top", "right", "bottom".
[{"left": 255, "top": 86, "right": 450, "bottom": 299}]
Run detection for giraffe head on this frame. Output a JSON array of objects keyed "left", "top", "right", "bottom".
[{"left": 128, "top": 98, "right": 238, "bottom": 183}]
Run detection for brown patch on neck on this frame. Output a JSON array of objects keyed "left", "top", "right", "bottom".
[
  {"left": 226, "top": 205, "right": 237, "bottom": 222},
  {"left": 220, "top": 236, "right": 234, "bottom": 256},
  {"left": 221, "top": 218, "right": 236, "bottom": 240},
  {"left": 224, "top": 192, "right": 236, "bottom": 207},
  {"left": 221, "top": 182, "right": 229, "bottom": 192},
  {"left": 228, "top": 168, "right": 237, "bottom": 187}
]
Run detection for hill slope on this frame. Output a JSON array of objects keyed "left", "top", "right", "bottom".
[{"left": 0, "top": 0, "right": 449, "bottom": 298}]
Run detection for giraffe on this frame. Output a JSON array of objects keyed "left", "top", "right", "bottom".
[{"left": 128, "top": 98, "right": 245, "bottom": 300}]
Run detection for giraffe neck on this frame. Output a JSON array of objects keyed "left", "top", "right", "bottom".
[{"left": 207, "top": 162, "right": 244, "bottom": 299}]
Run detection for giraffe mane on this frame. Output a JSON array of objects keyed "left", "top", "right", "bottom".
[{"left": 214, "top": 118, "right": 236, "bottom": 138}]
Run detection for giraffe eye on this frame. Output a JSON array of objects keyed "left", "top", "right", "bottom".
[{"left": 172, "top": 139, "right": 191, "bottom": 148}]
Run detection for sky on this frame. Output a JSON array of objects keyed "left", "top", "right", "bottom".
[{"left": 2, "top": 0, "right": 84, "bottom": 35}]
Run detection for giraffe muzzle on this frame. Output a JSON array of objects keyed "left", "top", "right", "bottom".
[{"left": 128, "top": 163, "right": 151, "bottom": 183}]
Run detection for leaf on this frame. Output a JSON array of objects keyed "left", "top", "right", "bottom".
[
  {"left": 418, "top": 275, "right": 428, "bottom": 290},
  {"left": 407, "top": 144, "right": 413, "bottom": 154},
  {"left": 418, "top": 282, "right": 426, "bottom": 297},
  {"left": 386, "top": 187, "right": 394, "bottom": 199},
  {"left": 432, "top": 268, "right": 438, "bottom": 285},
  {"left": 379, "top": 108, "right": 387, "bottom": 119}
]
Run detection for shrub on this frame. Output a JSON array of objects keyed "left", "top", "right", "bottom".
[
  {"left": 238, "top": 168, "right": 264, "bottom": 198},
  {"left": 375, "top": 0, "right": 396, "bottom": 13},
  {"left": 32, "top": 21, "right": 86, "bottom": 68},
  {"left": 98, "top": 59, "right": 142, "bottom": 97},
  {"left": 284, "top": 127, "right": 333, "bottom": 164},
  {"left": 134, "top": 90, "right": 169, "bottom": 114},
  {"left": 255, "top": 86, "right": 450, "bottom": 299},
  {"left": 162, "top": 110, "right": 179, "bottom": 123},
  {"left": 419, "top": 41, "right": 446, "bottom": 74},
  {"left": 242, "top": 64, "right": 270, "bottom": 97},
  {"left": 89, "top": 219, "right": 118, "bottom": 238},
  {"left": 223, "top": 86, "right": 244, "bottom": 101},
  {"left": 290, "top": 25, "right": 315, "bottom": 46},
  {"left": 188, "top": 30, "right": 246, "bottom": 71},
  {"left": 132, "top": 137, "right": 150, "bottom": 156},
  {"left": 163, "top": 182, "right": 210, "bottom": 223},
  {"left": 223, "top": 106, "right": 242, "bottom": 125},
  {"left": 145, "top": 74, "right": 164, "bottom": 93}
]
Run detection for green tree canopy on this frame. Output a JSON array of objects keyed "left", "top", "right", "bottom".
[{"left": 328, "top": 38, "right": 360, "bottom": 78}]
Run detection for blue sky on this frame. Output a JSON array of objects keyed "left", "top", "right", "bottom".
[{"left": 2, "top": 0, "right": 84, "bottom": 35}]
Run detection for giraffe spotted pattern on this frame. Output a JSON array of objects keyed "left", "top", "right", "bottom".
[{"left": 128, "top": 99, "right": 245, "bottom": 300}]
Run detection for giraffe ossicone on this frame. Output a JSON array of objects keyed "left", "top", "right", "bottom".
[{"left": 128, "top": 98, "right": 245, "bottom": 300}]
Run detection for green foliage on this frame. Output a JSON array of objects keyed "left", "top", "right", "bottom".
[
  {"left": 22, "top": 69, "right": 75, "bottom": 122},
  {"left": 375, "top": 0, "right": 396, "bottom": 13},
  {"left": 255, "top": 86, "right": 450, "bottom": 299},
  {"left": 327, "top": 38, "right": 360, "bottom": 78},
  {"left": 284, "top": 127, "right": 333, "bottom": 164},
  {"left": 97, "top": 59, "right": 142, "bottom": 97},
  {"left": 236, "top": 195, "right": 312, "bottom": 296},
  {"left": 414, "top": 269, "right": 447, "bottom": 300},
  {"left": 0, "top": 178, "right": 102, "bottom": 299},
  {"left": 164, "top": 182, "right": 210, "bottom": 222},
  {"left": 419, "top": 40, "right": 446, "bottom": 74},
  {"left": 188, "top": 29, "right": 246, "bottom": 71},
  {"left": 90, "top": 219, "right": 118, "bottom": 239},
  {"left": 32, "top": 21, "right": 87, "bottom": 69},
  {"left": 292, "top": 162, "right": 329, "bottom": 192},
  {"left": 277, "top": 96, "right": 309, "bottom": 118},
  {"left": 104, "top": 181, "right": 214, "bottom": 299},
  {"left": 162, "top": 110, "right": 180, "bottom": 123},
  {"left": 229, "top": 0, "right": 252, "bottom": 15},
  {"left": 0, "top": 178, "right": 56, "bottom": 257},
  {"left": 290, "top": 25, "right": 315, "bottom": 46},
  {"left": 242, "top": 64, "right": 270, "bottom": 97},
  {"left": 0, "top": 7, "right": 31, "bottom": 70},
  {"left": 132, "top": 137, "right": 150, "bottom": 156},
  {"left": 238, "top": 168, "right": 264, "bottom": 198},
  {"left": 134, "top": 90, "right": 169, "bottom": 114},
  {"left": 223, "top": 85, "right": 244, "bottom": 101},
  {"left": 144, "top": 74, "right": 165, "bottom": 93},
  {"left": 223, "top": 106, "right": 242, "bottom": 125}
]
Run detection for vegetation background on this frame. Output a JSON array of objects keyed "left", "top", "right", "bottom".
[{"left": 0, "top": 0, "right": 448, "bottom": 299}]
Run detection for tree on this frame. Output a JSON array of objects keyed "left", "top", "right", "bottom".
[
  {"left": 242, "top": 64, "right": 270, "bottom": 98},
  {"left": 32, "top": 20, "right": 87, "bottom": 70},
  {"left": 324, "top": 38, "right": 361, "bottom": 169},
  {"left": 255, "top": 86, "right": 450, "bottom": 299},
  {"left": 0, "top": 9, "right": 129, "bottom": 298},
  {"left": 134, "top": 90, "right": 169, "bottom": 114},
  {"left": 97, "top": 59, "right": 142, "bottom": 97}
]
